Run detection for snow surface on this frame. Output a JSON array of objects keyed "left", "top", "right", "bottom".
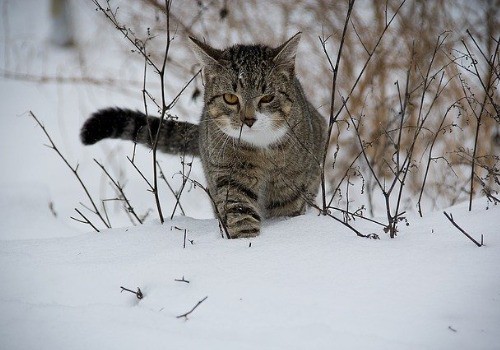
[
  {"left": 1, "top": 196, "right": 499, "bottom": 349},
  {"left": 1, "top": 1, "right": 499, "bottom": 349}
]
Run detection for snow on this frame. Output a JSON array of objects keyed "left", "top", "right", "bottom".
[
  {"left": 1, "top": 1, "right": 499, "bottom": 349},
  {"left": 1, "top": 195, "right": 499, "bottom": 349}
]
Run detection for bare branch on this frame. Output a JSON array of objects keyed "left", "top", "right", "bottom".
[
  {"left": 176, "top": 296, "right": 208, "bottom": 319},
  {"left": 174, "top": 276, "right": 190, "bottom": 283},
  {"left": 443, "top": 211, "right": 483, "bottom": 247},
  {"left": 29, "top": 111, "right": 110, "bottom": 229},
  {"left": 120, "top": 286, "right": 144, "bottom": 299},
  {"left": 94, "top": 159, "right": 143, "bottom": 225},
  {"left": 71, "top": 208, "right": 100, "bottom": 232}
]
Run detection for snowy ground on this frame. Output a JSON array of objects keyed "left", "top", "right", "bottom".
[
  {"left": 1, "top": 194, "right": 499, "bottom": 349},
  {"left": 1, "top": 1, "right": 499, "bottom": 349}
]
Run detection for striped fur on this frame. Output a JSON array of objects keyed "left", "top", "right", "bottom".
[
  {"left": 81, "top": 33, "right": 325, "bottom": 238},
  {"left": 81, "top": 108, "right": 199, "bottom": 155}
]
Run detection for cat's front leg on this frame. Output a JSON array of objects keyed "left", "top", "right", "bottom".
[{"left": 211, "top": 172, "right": 262, "bottom": 238}]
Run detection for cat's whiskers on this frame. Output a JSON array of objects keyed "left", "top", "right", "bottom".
[{"left": 211, "top": 131, "right": 231, "bottom": 161}]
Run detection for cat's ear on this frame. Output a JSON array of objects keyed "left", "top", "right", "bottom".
[
  {"left": 188, "top": 36, "right": 223, "bottom": 67},
  {"left": 273, "top": 32, "right": 301, "bottom": 69}
]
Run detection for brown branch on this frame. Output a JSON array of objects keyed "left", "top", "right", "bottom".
[
  {"left": 29, "top": 111, "right": 110, "bottom": 229},
  {"left": 127, "top": 156, "right": 154, "bottom": 189},
  {"left": 176, "top": 296, "right": 208, "bottom": 319},
  {"left": 166, "top": 70, "right": 202, "bottom": 111},
  {"left": 319, "top": 0, "right": 355, "bottom": 212},
  {"left": 120, "top": 286, "right": 144, "bottom": 299},
  {"left": 174, "top": 276, "right": 190, "bottom": 283},
  {"left": 140, "top": 0, "right": 204, "bottom": 38},
  {"left": 417, "top": 100, "right": 464, "bottom": 216},
  {"left": 146, "top": 0, "right": 174, "bottom": 224},
  {"left": 309, "top": 202, "right": 379, "bottom": 239},
  {"left": 93, "top": 0, "right": 171, "bottom": 223},
  {"left": 71, "top": 208, "right": 100, "bottom": 232},
  {"left": 156, "top": 161, "right": 186, "bottom": 216},
  {"left": 319, "top": 0, "right": 406, "bottom": 215},
  {"left": 93, "top": 1, "right": 160, "bottom": 71},
  {"left": 461, "top": 34, "right": 499, "bottom": 211},
  {"left": 443, "top": 211, "right": 483, "bottom": 247},
  {"left": 326, "top": 205, "right": 386, "bottom": 227},
  {"left": 181, "top": 175, "right": 230, "bottom": 239},
  {"left": 170, "top": 158, "right": 193, "bottom": 219},
  {"left": 94, "top": 159, "right": 143, "bottom": 225}
]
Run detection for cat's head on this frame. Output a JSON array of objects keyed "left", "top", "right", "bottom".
[{"left": 189, "top": 33, "right": 301, "bottom": 148}]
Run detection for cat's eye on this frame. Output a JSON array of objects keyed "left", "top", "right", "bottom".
[
  {"left": 223, "top": 93, "right": 239, "bottom": 105},
  {"left": 259, "top": 95, "right": 275, "bottom": 104}
]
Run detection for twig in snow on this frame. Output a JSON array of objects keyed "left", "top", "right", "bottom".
[
  {"left": 120, "top": 286, "right": 144, "bottom": 299},
  {"left": 309, "top": 202, "right": 379, "bottom": 239},
  {"left": 71, "top": 208, "right": 100, "bottom": 232},
  {"left": 443, "top": 211, "right": 483, "bottom": 247},
  {"left": 179, "top": 174, "right": 230, "bottom": 239},
  {"left": 157, "top": 161, "right": 185, "bottom": 216},
  {"left": 29, "top": 111, "right": 110, "bottom": 229},
  {"left": 170, "top": 226, "right": 188, "bottom": 248},
  {"left": 319, "top": 0, "right": 406, "bottom": 214},
  {"left": 176, "top": 296, "right": 208, "bottom": 319},
  {"left": 94, "top": 159, "right": 143, "bottom": 225},
  {"left": 174, "top": 276, "right": 190, "bottom": 283},
  {"left": 170, "top": 158, "right": 193, "bottom": 220}
]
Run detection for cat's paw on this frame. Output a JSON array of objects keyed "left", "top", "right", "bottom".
[
  {"left": 229, "top": 227, "right": 260, "bottom": 239},
  {"left": 218, "top": 203, "right": 262, "bottom": 239},
  {"left": 224, "top": 212, "right": 261, "bottom": 239}
]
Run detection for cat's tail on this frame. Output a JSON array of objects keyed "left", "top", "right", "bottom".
[{"left": 80, "top": 108, "right": 199, "bottom": 156}]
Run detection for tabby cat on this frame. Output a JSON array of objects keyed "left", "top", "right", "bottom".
[{"left": 80, "top": 32, "right": 326, "bottom": 238}]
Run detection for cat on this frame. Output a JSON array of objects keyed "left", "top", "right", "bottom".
[{"left": 80, "top": 32, "right": 326, "bottom": 238}]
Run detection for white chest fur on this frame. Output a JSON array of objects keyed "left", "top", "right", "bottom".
[{"left": 221, "top": 112, "right": 288, "bottom": 148}]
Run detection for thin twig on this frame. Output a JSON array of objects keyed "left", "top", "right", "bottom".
[
  {"left": 156, "top": 161, "right": 186, "bottom": 216},
  {"left": 126, "top": 155, "right": 154, "bottom": 188},
  {"left": 319, "top": 0, "right": 355, "bottom": 212},
  {"left": 443, "top": 211, "right": 483, "bottom": 247},
  {"left": 170, "top": 158, "right": 193, "bottom": 219},
  {"left": 94, "top": 159, "right": 143, "bottom": 225},
  {"left": 147, "top": 0, "right": 174, "bottom": 224},
  {"left": 417, "top": 102, "right": 460, "bottom": 216},
  {"left": 120, "top": 286, "right": 144, "bottom": 299},
  {"left": 309, "top": 202, "right": 379, "bottom": 239},
  {"left": 181, "top": 175, "right": 230, "bottom": 239},
  {"left": 174, "top": 276, "right": 190, "bottom": 283},
  {"left": 319, "top": 0, "right": 406, "bottom": 215},
  {"left": 93, "top": 0, "right": 168, "bottom": 223},
  {"left": 29, "top": 111, "right": 110, "bottom": 229},
  {"left": 327, "top": 206, "right": 386, "bottom": 227},
  {"left": 461, "top": 34, "right": 499, "bottom": 211},
  {"left": 71, "top": 208, "right": 100, "bottom": 232},
  {"left": 176, "top": 296, "right": 208, "bottom": 319}
]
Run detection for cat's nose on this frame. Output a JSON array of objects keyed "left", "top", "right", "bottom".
[
  {"left": 240, "top": 102, "right": 256, "bottom": 127},
  {"left": 242, "top": 118, "right": 256, "bottom": 127}
]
